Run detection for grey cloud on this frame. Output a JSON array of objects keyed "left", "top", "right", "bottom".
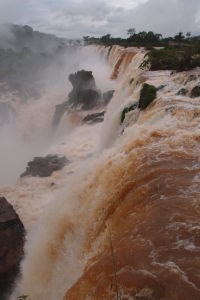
[
  {"left": 1, "top": 0, "right": 199, "bottom": 38},
  {"left": 0, "top": 0, "right": 27, "bottom": 23},
  {"left": 125, "top": 0, "right": 200, "bottom": 36}
]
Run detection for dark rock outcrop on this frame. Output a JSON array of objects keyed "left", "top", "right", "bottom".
[
  {"left": 82, "top": 111, "right": 105, "bottom": 125},
  {"left": 0, "top": 197, "right": 25, "bottom": 300},
  {"left": 68, "top": 70, "right": 101, "bottom": 110},
  {"left": 69, "top": 70, "right": 96, "bottom": 92},
  {"left": 74, "top": 89, "right": 101, "bottom": 110},
  {"left": 21, "top": 155, "right": 69, "bottom": 178},
  {"left": 52, "top": 101, "right": 69, "bottom": 127},
  {"left": 52, "top": 70, "right": 102, "bottom": 127},
  {"left": 103, "top": 90, "right": 114, "bottom": 105},
  {"left": 191, "top": 85, "right": 200, "bottom": 98},
  {"left": 177, "top": 88, "right": 188, "bottom": 96}
]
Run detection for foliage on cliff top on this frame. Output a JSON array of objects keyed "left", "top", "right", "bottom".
[
  {"left": 141, "top": 46, "right": 200, "bottom": 72},
  {"left": 83, "top": 29, "right": 200, "bottom": 49},
  {"left": 84, "top": 30, "right": 200, "bottom": 72}
]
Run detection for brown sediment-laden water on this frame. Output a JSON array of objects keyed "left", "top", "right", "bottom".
[{"left": 4, "top": 45, "right": 200, "bottom": 299}]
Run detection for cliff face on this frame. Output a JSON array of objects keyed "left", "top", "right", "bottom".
[{"left": 0, "top": 197, "right": 25, "bottom": 300}]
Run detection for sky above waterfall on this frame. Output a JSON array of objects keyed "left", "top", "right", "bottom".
[{"left": 0, "top": 0, "right": 200, "bottom": 38}]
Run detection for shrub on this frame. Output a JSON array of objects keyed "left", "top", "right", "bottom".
[
  {"left": 120, "top": 103, "right": 138, "bottom": 124},
  {"left": 191, "top": 86, "right": 200, "bottom": 98},
  {"left": 142, "top": 46, "right": 200, "bottom": 72},
  {"left": 139, "top": 83, "right": 157, "bottom": 110}
]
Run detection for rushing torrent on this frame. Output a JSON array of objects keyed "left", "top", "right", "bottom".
[{"left": 1, "top": 45, "right": 200, "bottom": 299}]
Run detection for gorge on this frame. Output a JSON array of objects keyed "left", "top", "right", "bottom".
[{"left": 0, "top": 43, "right": 200, "bottom": 300}]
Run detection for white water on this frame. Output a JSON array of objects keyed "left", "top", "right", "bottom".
[{"left": 1, "top": 45, "right": 200, "bottom": 299}]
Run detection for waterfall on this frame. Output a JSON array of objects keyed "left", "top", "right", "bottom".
[{"left": 7, "top": 45, "right": 200, "bottom": 300}]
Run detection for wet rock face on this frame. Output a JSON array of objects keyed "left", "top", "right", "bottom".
[
  {"left": 52, "top": 101, "right": 68, "bottom": 127},
  {"left": 82, "top": 111, "right": 105, "bottom": 125},
  {"left": 191, "top": 85, "right": 200, "bottom": 98},
  {"left": 0, "top": 197, "right": 25, "bottom": 300},
  {"left": 75, "top": 89, "right": 101, "bottom": 110},
  {"left": 68, "top": 70, "right": 101, "bottom": 110},
  {"left": 21, "top": 155, "right": 69, "bottom": 178},
  {"left": 103, "top": 90, "right": 115, "bottom": 105},
  {"left": 69, "top": 70, "right": 96, "bottom": 91},
  {"left": 52, "top": 70, "right": 102, "bottom": 127}
]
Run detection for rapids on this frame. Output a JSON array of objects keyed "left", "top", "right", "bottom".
[{"left": 1, "top": 45, "right": 200, "bottom": 299}]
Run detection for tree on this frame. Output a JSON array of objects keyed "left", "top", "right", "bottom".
[
  {"left": 83, "top": 36, "right": 90, "bottom": 44},
  {"left": 100, "top": 34, "right": 111, "bottom": 44},
  {"left": 186, "top": 32, "right": 191, "bottom": 39},
  {"left": 127, "top": 28, "right": 136, "bottom": 37},
  {"left": 174, "top": 32, "right": 185, "bottom": 42}
]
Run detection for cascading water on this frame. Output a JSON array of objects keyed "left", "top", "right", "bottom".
[{"left": 2, "top": 45, "right": 200, "bottom": 299}]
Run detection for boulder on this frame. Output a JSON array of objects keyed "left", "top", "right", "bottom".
[
  {"left": 68, "top": 70, "right": 101, "bottom": 110},
  {"left": 82, "top": 111, "right": 105, "bottom": 125},
  {"left": 191, "top": 85, "right": 200, "bottom": 98},
  {"left": 75, "top": 89, "right": 101, "bottom": 110},
  {"left": 69, "top": 70, "right": 96, "bottom": 91},
  {"left": 103, "top": 90, "right": 115, "bottom": 105},
  {"left": 52, "top": 70, "right": 102, "bottom": 127},
  {"left": 177, "top": 88, "right": 188, "bottom": 96},
  {"left": 0, "top": 197, "right": 25, "bottom": 299},
  {"left": 21, "top": 155, "right": 69, "bottom": 178}
]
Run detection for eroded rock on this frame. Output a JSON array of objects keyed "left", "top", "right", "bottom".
[
  {"left": 0, "top": 197, "right": 25, "bottom": 299},
  {"left": 21, "top": 155, "right": 69, "bottom": 178},
  {"left": 82, "top": 111, "right": 105, "bottom": 124},
  {"left": 52, "top": 101, "right": 69, "bottom": 127},
  {"left": 68, "top": 70, "right": 101, "bottom": 110},
  {"left": 52, "top": 70, "right": 102, "bottom": 127},
  {"left": 191, "top": 85, "right": 200, "bottom": 98},
  {"left": 103, "top": 90, "right": 115, "bottom": 105}
]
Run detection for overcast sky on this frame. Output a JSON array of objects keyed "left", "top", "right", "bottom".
[{"left": 0, "top": 0, "right": 200, "bottom": 38}]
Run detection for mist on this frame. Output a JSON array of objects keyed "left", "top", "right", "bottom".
[{"left": 0, "top": 36, "right": 115, "bottom": 186}]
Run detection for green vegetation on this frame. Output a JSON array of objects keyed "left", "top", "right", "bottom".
[
  {"left": 191, "top": 85, "right": 200, "bottom": 98},
  {"left": 84, "top": 29, "right": 200, "bottom": 72},
  {"left": 83, "top": 29, "right": 163, "bottom": 47},
  {"left": 120, "top": 84, "right": 157, "bottom": 125},
  {"left": 120, "top": 103, "right": 138, "bottom": 124},
  {"left": 83, "top": 29, "right": 200, "bottom": 48},
  {"left": 139, "top": 83, "right": 157, "bottom": 110},
  {"left": 141, "top": 46, "right": 200, "bottom": 72}
]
